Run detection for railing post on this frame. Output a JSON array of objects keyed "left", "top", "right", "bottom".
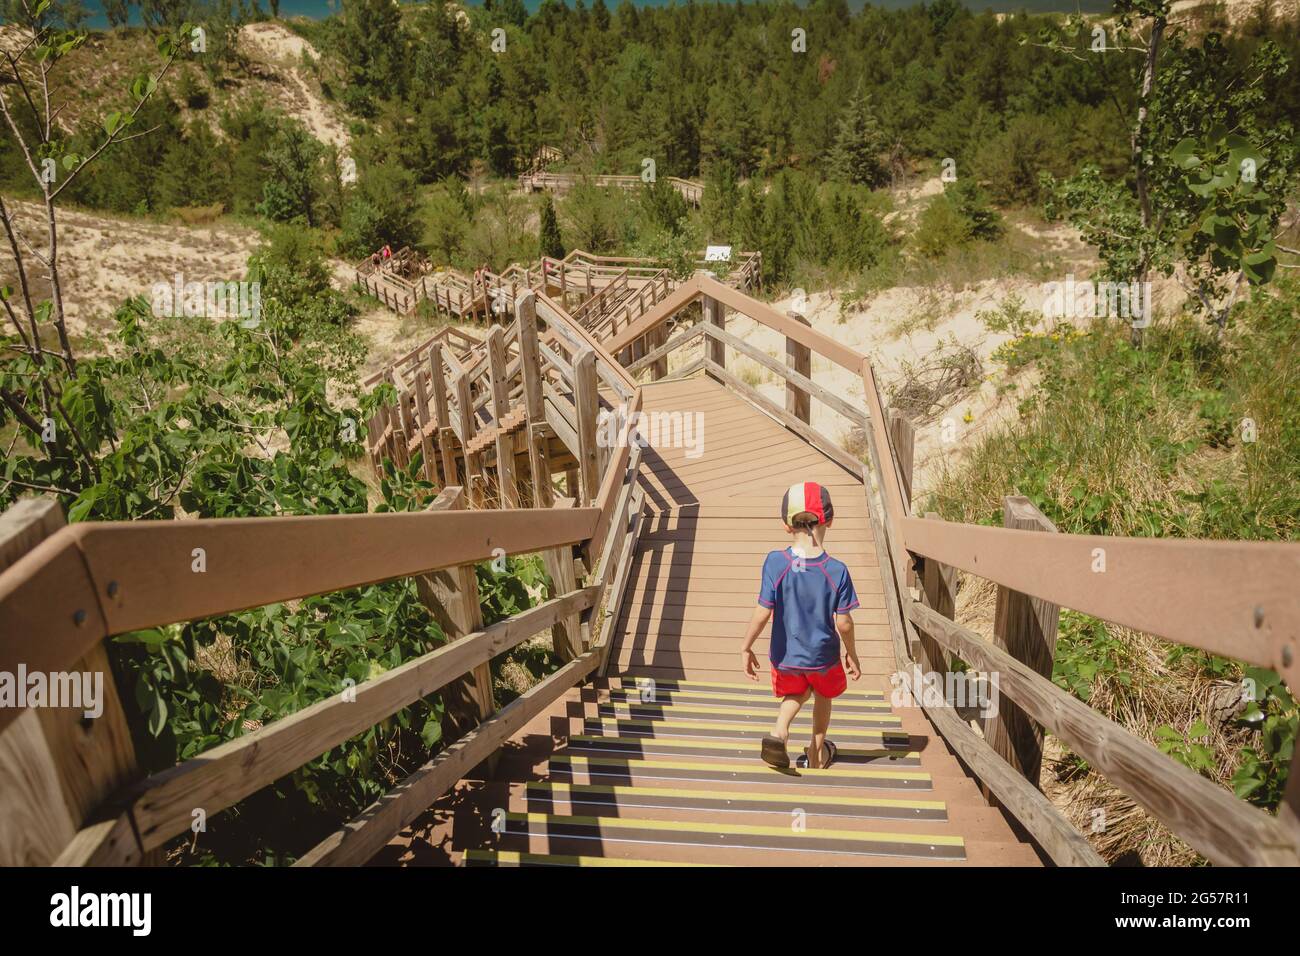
[
  {"left": 516, "top": 294, "right": 552, "bottom": 509},
  {"left": 703, "top": 295, "right": 725, "bottom": 371},
  {"left": 785, "top": 310, "right": 811, "bottom": 424},
  {"left": 386, "top": 374, "right": 409, "bottom": 471},
  {"left": 888, "top": 408, "right": 916, "bottom": 586},
  {"left": 455, "top": 371, "right": 486, "bottom": 508},
  {"left": 412, "top": 367, "right": 436, "bottom": 485},
  {"left": 572, "top": 348, "right": 601, "bottom": 507},
  {"left": 0, "top": 499, "right": 147, "bottom": 865},
  {"left": 919, "top": 512, "right": 956, "bottom": 679},
  {"left": 486, "top": 326, "right": 519, "bottom": 508},
  {"left": 412, "top": 492, "right": 497, "bottom": 747},
  {"left": 541, "top": 498, "right": 582, "bottom": 662},
  {"left": 429, "top": 344, "right": 458, "bottom": 487},
  {"left": 887, "top": 408, "right": 915, "bottom": 507},
  {"left": 985, "top": 495, "right": 1062, "bottom": 791}
]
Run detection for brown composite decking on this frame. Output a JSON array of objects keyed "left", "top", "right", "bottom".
[
  {"left": 621, "top": 376, "right": 890, "bottom": 686},
  {"left": 380, "top": 374, "right": 1042, "bottom": 867}
]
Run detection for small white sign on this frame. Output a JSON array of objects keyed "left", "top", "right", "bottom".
[{"left": 704, "top": 245, "right": 732, "bottom": 262}]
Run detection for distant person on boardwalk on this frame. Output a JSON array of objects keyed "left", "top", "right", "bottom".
[{"left": 739, "top": 481, "right": 861, "bottom": 769}]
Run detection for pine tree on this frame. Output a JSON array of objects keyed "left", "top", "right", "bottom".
[
  {"left": 826, "top": 89, "right": 887, "bottom": 188},
  {"left": 538, "top": 193, "right": 565, "bottom": 259}
]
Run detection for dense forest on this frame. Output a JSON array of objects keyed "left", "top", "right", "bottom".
[{"left": 4, "top": 0, "right": 1295, "bottom": 295}]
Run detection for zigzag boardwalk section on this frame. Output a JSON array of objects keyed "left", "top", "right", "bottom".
[{"left": 377, "top": 376, "right": 1041, "bottom": 866}]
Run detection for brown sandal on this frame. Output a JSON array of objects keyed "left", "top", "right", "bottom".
[
  {"left": 760, "top": 735, "right": 790, "bottom": 769},
  {"left": 796, "top": 740, "right": 837, "bottom": 769}
]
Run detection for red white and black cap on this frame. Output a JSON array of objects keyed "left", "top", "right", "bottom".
[{"left": 781, "top": 481, "right": 833, "bottom": 526}]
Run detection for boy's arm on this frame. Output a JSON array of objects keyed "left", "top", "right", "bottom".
[
  {"left": 834, "top": 565, "right": 861, "bottom": 679},
  {"left": 836, "top": 613, "right": 861, "bottom": 680},
  {"left": 740, "top": 605, "right": 772, "bottom": 681}
]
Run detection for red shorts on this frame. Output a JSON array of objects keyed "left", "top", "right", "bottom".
[{"left": 770, "top": 662, "right": 847, "bottom": 699}]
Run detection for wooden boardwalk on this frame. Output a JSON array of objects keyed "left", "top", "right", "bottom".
[
  {"left": 383, "top": 375, "right": 1041, "bottom": 866},
  {"left": 13, "top": 269, "right": 1295, "bottom": 869},
  {"left": 617, "top": 376, "right": 888, "bottom": 685}
]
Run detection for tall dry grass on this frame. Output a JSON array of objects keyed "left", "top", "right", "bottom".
[{"left": 922, "top": 279, "right": 1300, "bottom": 864}]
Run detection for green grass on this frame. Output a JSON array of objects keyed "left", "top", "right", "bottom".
[
  {"left": 926, "top": 283, "right": 1299, "bottom": 540},
  {"left": 922, "top": 278, "right": 1300, "bottom": 862}
]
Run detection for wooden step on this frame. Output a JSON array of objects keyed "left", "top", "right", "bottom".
[
  {"left": 548, "top": 754, "right": 933, "bottom": 791},
  {"left": 524, "top": 781, "right": 947, "bottom": 822},
  {"left": 463, "top": 404, "right": 527, "bottom": 456},
  {"left": 462, "top": 849, "right": 715, "bottom": 867},
  {"left": 567, "top": 734, "right": 923, "bottom": 767},
  {"left": 517, "top": 783, "right": 1024, "bottom": 841},
  {"left": 582, "top": 717, "right": 915, "bottom": 747},
  {"left": 591, "top": 686, "right": 893, "bottom": 713},
  {"left": 494, "top": 811, "right": 966, "bottom": 862},
  {"left": 591, "top": 701, "right": 903, "bottom": 728},
  {"left": 597, "top": 676, "right": 886, "bottom": 700}
]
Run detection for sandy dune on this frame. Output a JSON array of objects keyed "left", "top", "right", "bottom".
[
  {"left": 0, "top": 199, "right": 257, "bottom": 335},
  {"left": 238, "top": 22, "right": 351, "bottom": 156},
  {"left": 725, "top": 278, "right": 1040, "bottom": 499}
]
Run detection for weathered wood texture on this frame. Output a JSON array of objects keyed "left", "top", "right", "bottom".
[{"left": 985, "top": 496, "right": 1061, "bottom": 790}]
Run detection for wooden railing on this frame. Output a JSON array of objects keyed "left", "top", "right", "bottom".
[
  {"left": 0, "top": 288, "right": 648, "bottom": 867},
  {"left": 355, "top": 247, "right": 436, "bottom": 315},
  {"left": 598, "top": 274, "right": 1300, "bottom": 867},
  {"left": 519, "top": 171, "right": 704, "bottom": 206}
]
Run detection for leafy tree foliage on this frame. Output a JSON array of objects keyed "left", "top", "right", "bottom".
[
  {"left": 826, "top": 88, "right": 888, "bottom": 188},
  {"left": 1036, "top": 4, "right": 1297, "bottom": 328},
  {"left": 538, "top": 192, "right": 565, "bottom": 258},
  {"left": 339, "top": 160, "right": 420, "bottom": 259},
  {"left": 257, "top": 120, "right": 329, "bottom": 226}
]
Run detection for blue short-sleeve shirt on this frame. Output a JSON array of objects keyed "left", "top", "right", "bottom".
[{"left": 758, "top": 548, "right": 859, "bottom": 671}]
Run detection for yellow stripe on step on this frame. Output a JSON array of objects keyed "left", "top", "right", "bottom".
[
  {"left": 463, "top": 849, "right": 720, "bottom": 867},
  {"left": 588, "top": 718, "right": 909, "bottom": 741},
  {"left": 570, "top": 735, "right": 921, "bottom": 761},
  {"left": 602, "top": 702, "right": 902, "bottom": 723},
  {"left": 529, "top": 781, "right": 947, "bottom": 812},
  {"left": 506, "top": 811, "right": 965, "bottom": 848},
  {"left": 606, "top": 677, "right": 885, "bottom": 700},
  {"left": 552, "top": 754, "right": 930, "bottom": 781},
  {"left": 606, "top": 688, "right": 891, "bottom": 709}
]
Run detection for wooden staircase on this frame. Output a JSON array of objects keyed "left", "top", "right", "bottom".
[
  {"left": 6, "top": 272, "right": 1298, "bottom": 870},
  {"left": 384, "top": 673, "right": 1040, "bottom": 866},
  {"left": 377, "top": 376, "right": 1042, "bottom": 866}
]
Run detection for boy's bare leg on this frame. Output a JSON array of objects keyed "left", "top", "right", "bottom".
[
  {"left": 772, "top": 689, "right": 810, "bottom": 743},
  {"left": 807, "top": 692, "right": 833, "bottom": 768}
]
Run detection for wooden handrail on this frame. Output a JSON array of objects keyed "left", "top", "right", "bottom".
[
  {"left": 106, "top": 585, "right": 602, "bottom": 859},
  {"left": 0, "top": 507, "right": 600, "bottom": 732},
  {"left": 906, "top": 598, "right": 1300, "bottom": 866},
  {"left": 899, "top": 516, "right": 1300, "bottom": 687}
]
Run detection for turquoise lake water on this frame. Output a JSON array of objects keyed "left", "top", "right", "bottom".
[{"left": 73, "top": 0, "right": 1111, "bottom": 31}]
